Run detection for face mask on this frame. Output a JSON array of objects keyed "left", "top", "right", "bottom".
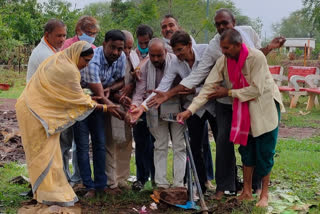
[
  {"left": 79, "top": 32, "right": 95, "bottom": 44},
  {"left": 138, "top": 43, "right": 149, "bottom": 54}
]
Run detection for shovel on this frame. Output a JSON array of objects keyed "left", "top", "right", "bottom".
[{"left": 175, "top": 154, "right": 200, "bottom": 210}]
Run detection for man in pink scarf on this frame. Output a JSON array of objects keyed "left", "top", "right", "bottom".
[{"left": 177, "top": 29, "right": 284, "bottom": 207}]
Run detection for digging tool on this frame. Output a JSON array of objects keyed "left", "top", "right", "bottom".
[
  {"left": 183, "top": 131, "right": 209, "bottom": 214},
  {"left": 175, "top": 155, "right": 200, "bottom": 210}
]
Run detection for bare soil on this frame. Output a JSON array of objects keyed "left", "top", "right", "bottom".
[{"left": 0, "top": 98, "right": 24, "bottom": 163}]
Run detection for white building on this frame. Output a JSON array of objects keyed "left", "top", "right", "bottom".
[{"left": 284, "top": 38, "right": 316, "bottom": 52}]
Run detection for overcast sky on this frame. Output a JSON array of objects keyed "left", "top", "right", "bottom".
[
  {"left": 231, "top": 0, "right": 303, "bottom": 38},
  {"left": 43, "top": 0, "right": 304, "bottom": 38}
]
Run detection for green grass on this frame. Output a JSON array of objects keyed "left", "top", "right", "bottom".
[
  {"left": 2, "top": 136, "right": 319, "bottom": 213},
  {"left": 0, "top": 69, "right": 26, "bottom": 99},
  {"left": 0, "top": 162, "right": 29, "bottom": 214}
]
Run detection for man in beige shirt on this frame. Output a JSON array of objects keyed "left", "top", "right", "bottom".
[{"left": 177, "top": 29, "right": 284, "bottom": 207}]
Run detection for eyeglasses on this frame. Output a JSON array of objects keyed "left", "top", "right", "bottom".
[
  {"left": 83, "top": 29, "right": 98, "bottom": 37},
  {"left": 215, "top": 20, "right": 231, "bottom": 28},
  {"left": 173, "top": 45, "right": 187, "bottom": 55}
]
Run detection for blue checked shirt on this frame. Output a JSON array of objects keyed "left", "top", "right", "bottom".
[{"left": 82, "top": 46, "right": 126, "bottom": 88}]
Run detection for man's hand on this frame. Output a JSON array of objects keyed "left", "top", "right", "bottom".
[
  {"left": 104, "top": 87, "right": 110, "bottom": 98},
  {"left": 177, "top": 87, "right": 196, "bottom": 95},
  {"left": 131, "top": 67, "right": 142, "bottom": 81},
  {"left": 207, "top": 86, "right": 229, "bottom": 99},
  {"left": 119, "top": 95, "right": 132, "bottom": 109},
  {"left": 124, "top": 111, "right": 133, "bottom": 126},
  {"left": 147, "top": 90, "right": 169, "bottom": 108},
  {"left": 103, "top": 99, "right": 122, "bottom": 119},
  {"left": 268, "top": 36, "right": 286, "bottom": 50},
  {"left": 176, "top": 110, "right": 192, "bottom": 124},
  {"left": 129, "top": 106, "right": 145, "bottom": 124},
  {"left": 119, "top": 83, "right": 135, "bottom": 98}
]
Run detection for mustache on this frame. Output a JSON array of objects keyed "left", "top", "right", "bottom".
[{"left": 165, "top": 30, "right": 174, "bottom": 36}]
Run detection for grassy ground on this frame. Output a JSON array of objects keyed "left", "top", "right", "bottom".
[
  {"left": 1, "top": 136, "right": 320, "bottom": 213},
  {"left": 0, "top": 70, "right": 26, "bottom": 99},
  {"left": 0, "top": 69, "right": 320, "bottom": 213}
]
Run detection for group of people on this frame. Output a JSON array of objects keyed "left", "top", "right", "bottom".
[{"left": 16, "top": 8, "right": 286, "bottom": 209}]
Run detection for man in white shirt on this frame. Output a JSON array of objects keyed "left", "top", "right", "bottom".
[
  {"left": 146, "top": 8, "right": 285, "bottom": 199},
  {"left": 160, "top": 14, "right": 197, "bottom": 53},
  {"left": 130, "top": 30, "right": 215, "bottom": 193},
  {"left": 26, "top": 19, "right": 66, "bottom": 82}
]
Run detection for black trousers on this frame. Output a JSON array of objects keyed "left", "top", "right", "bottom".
[
  {"left": 186, "top": 110, "right": 218, "bottom": 192},
  {"left": 215, "top": 102, "right": 237, "bottom": 192}
]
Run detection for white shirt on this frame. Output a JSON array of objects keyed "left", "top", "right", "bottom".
[
  {"left": 141, "top": 44, "right": 214, "bottom": 117},
  {"left": 163, "top": 35, "right": 197, "bottom": 53},
  {"left": 180, "top": 26, "right": 261, "bottom": 89},
  {"left": 26, "top": 37, "right": 57, "bottom": 83}
]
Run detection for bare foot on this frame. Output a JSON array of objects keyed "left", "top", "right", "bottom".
[
  {"left": 210, "top": 191, "right": 224, "bottom": 200},
  {"left": 256, "top": 196, "right": 268, "bottom": 207},
  {"left": 84, "top": 189, "right": 95, "bottom": 198},
  {"left": 237, "top": 191, "right": 254, "bottom": 201},
  {"left": 254, "top": 188, "right": 262, "bottom": 196}
]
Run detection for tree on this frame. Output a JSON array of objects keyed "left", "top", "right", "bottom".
[
  {"left": 42, "top": 0, "right": 81, "bottom": 38},
  {"left": 82, "top": 2, "right": 114, "bottom": 46},
  {"left": 303, "top": 0, "right": 320, "bottom": 33},
  {"left": 272, "top": 10, "right": 318, "bottom": 38},
  {"left": 0, "top": 0, "right": 44, "bottom": 44}
]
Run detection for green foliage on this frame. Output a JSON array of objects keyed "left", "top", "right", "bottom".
[
  {"left": 0, "top": 0, "right": 264, "bottom": 65},
  {"left": 0, "top": 0, "right": 44, "bottom": 44},
  {"left": 311, "top": 42, "right": 320, "bottom": 59},
  {"left": 295, "top": 48, "right": 304, "bottom": 57},
  {"left": 0, "top": 162, "right": 29, "bottom": 213},
  {"left": 42, "top": 0, "right": 82, "bottom": 38},
  {"left": 0, "top": 70, "right": 26, "bottom": 99},
  {"left": 303, "top": 0, "right": 320, "bottom": 33},
  {"left": 272, "top": 10, "right": 314, "bottom": 38}
]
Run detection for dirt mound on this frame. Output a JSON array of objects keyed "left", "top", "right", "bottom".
[{"left": 0, "top": 110, "right": 25, "bottom": 163}]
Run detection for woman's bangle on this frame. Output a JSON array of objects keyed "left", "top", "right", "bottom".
[
  {"left": 103, "top": 104, "right": 108, "bottom": 112},
  {"left": 228, "top": 90, "right": 232, "bottom": 97}
]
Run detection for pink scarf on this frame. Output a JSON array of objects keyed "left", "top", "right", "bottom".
[{"left": 227, "top": 43, "right": 250, "bottom": 146}]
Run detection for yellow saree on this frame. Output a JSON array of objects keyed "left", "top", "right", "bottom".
[{"left": 16, "top": 41, "right": 96, "bottom": 206}]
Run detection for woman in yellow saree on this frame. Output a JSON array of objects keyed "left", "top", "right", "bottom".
[{"left": 15, "top": 41, "right": 111, "bottom": 206}]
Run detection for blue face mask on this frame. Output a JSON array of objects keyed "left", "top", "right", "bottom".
[
  {"left": 138, "top": 43, "right": 149, "bottom": 54},
  {"left": 79, "top": 32, "right": 95, "bottom": 44}
]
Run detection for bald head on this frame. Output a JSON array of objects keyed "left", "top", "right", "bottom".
[
  {"left": 122, "top": 30, "right": 134, "bottom": 57},
  {"left": 148, "top": 38, "right": 165, "bottom": 50},
  {"left": 148, "top": 38, "right": 167, "bottom": 69}
]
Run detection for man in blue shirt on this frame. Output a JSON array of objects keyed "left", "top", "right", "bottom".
[{"left": 73, "top": 30, "right": 127, "bottom": 198}]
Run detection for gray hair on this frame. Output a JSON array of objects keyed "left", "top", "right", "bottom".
[
  {"left": 215, "top": 8, "right": 235, "bottom": 22},
  {"left": 75, "top": 15, "right": 100, "bottom": 34},
  {"left": 44, "top": 19, "right": 65, "bottom": 34},
  {"left": 121, "top": 30, "right": 134, "bottom": 42},
  {"left": 220, "top": 29, "right": 242, "bottom": 45},
  {"left": 148, "top": 38, "right": 165, "bottom": 49}
]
